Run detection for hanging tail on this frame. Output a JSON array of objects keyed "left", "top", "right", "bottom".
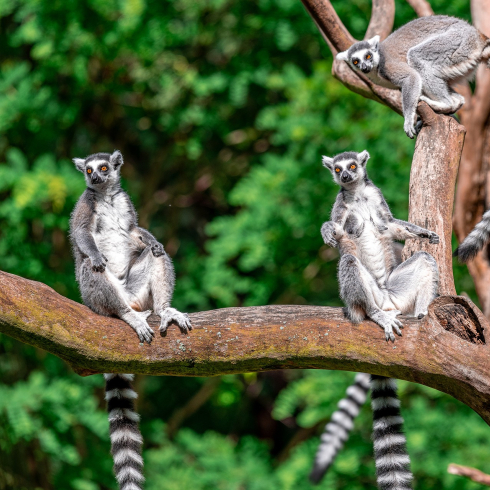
[
  {"left": 371, "top": 375, "right": 412, "bottom": 490},
  {"left": 454, "top": 208, "right": 490, "bottom": 262},
  {"left": 309, "top": 373, "right": 371, "bottom": 484},
  {"left": 104, "top": 373, "right": 144, "bottom": 490}
]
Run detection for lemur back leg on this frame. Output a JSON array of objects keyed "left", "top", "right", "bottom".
[
  {"left": 79, "top": 258, "right": 154, "bottom": 343},
  {"left": 339, "top": 254, "right": 402, "bottom": 341},
  {"left": 126, "top": 248, "right": 191, "bottom": 335},
  {"left": 408, "top": 31, "right": 475, "bottom": 113},
  {"left": 388, "top": 251, "right": 439, "bottom": 318}
]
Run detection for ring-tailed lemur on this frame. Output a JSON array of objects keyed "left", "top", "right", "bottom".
[
  {"left": 70, "top": 150, "right": 192, "bottom": 490},
  {"left": 336, "top": 16, "right": 490, "bottom": 138},
  {"left": 321, "top": 150, "right": 439, "bottom": 341},
  {"left": 316, "top": 150, "right": 439, "bottom": 489}
]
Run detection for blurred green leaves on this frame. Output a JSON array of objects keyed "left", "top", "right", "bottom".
[{"left": 0, "top": 0, "right": 486, "bottom": 488}]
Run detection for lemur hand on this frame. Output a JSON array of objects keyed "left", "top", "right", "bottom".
[
  {"left": 150, "top": 241, "right": 165, "bottom": 257},
  {"left": 91, "top": 254, "right": 108, "bottom": 272},
  {"left": 428, "top": 232, "right": 439, "bottom": 244},
  {"left": 321, "top": 222, "right": 338, "bottom": 248}
]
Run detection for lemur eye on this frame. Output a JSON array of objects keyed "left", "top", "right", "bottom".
[
  {"left": 101, "top": 166, "right": 107, "bottom": 171},
  {"left": 87, "top": 168, "right": 92, "bottom": 174},
  {"left": 353, "top": 60, "right": 358, "bottom": 65},
  {"left": 366, "top": 54, "right": 371, "bottom": 60},
  {"left": 350, "top": 164, "right": 357, "bottom": 170},
  {"left": 335, "top": 168, "right": 341, "bottom": 173}
]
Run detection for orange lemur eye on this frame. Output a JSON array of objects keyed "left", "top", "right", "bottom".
[
  {"left": 366, "top": 54, "right": 371, "bottom": 59},
  {"left": 87, "top": 168, "right": 92, "bottom": 174},
  {"left": 335, "top": 168, "right": 341, "bottom": 173},
  {"left": 101, "top": 166, "right": 107, "bottom": 171},
  {"left": 353, "top": 60, "right": 358, "bottom": 65},
  {"left": 350, "top": 164, "right": 356, "bottom": 169}
]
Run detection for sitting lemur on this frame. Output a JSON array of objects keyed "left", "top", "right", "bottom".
[
  {"left": 336, "top": 15, "right": 490, "bottom": 138},
  {"left": 311, "top": 151, "right": 440, "bottom": 489},
  {"left": 70, "top": 150, "right": 191, "bottom": 490}
]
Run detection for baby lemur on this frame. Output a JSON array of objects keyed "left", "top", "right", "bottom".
[
  {"left": 316, "top": 151, "right": 440, "bottom": 490},
  {"left": 70, "top": 150, "right": 191, "bottom": 490},
  {"left": 336, "top": 16, "right": 490, "bottom": 138},
  {"left": 321, "top": 150, "right": 439, "bottom": 341}
]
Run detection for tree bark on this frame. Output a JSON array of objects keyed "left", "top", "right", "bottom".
[
  {"left": 402, "top": 104, "right": 465, "bottom": 296},
  {"left": 1, "top": 271, "right": 490, "bottom": 425}
]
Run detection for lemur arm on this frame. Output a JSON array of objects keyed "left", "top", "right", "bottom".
[
  {"left": 321, "top": 196, "right": 348, "bottom": 248},
  {"left": 388, "top": 219, "right": 439, "bottom": 244},
  {"left": 379, "top": 60, "right": 422, "bottom": 139},
  {"left": 70, "top": 197, "right": 107, "bottom": 272}
]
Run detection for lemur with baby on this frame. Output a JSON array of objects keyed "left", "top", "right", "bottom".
[{"left": 312, "top": 150, "right": 440, "bottom": 490}]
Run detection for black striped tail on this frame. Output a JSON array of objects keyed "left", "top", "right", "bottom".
[
  {"left": 104, "top": 373, "right": 144, "bottom": 490},
  {"left": 456, "top": 209, "right": 490, "bottom": 262},
  {"left": 309, "top": 373, "right": 371, "bottom": 484},
  {"left": 371, "top": 375, "right": 412, "bottom": 490}
]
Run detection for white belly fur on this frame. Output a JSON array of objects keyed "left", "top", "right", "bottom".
[{"left": 93, "top": 195, "right": 134, "bottom": 279}]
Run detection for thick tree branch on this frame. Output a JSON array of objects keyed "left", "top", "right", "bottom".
[
  {"left": 1, "top": 271, "right": 490, "bottom": 425},
  {"left": 402, "top": 104, "right": 465, "bottom": 296}
]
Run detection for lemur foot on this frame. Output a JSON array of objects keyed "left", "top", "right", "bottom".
[
  {"left": 417, "top": 312, "right": 427, "bottom": 320},
  {"left": 159, "top": 307, "right": 192, "bottom": 336},
  {"left": 404, "top": 113, "right": 418, "bottom": 139},
  {"left": 371, "top": 310, "right": 403, "bottom": 342},
  {"left": 122, "top": 309, "right": 154, "bottom": 343}
]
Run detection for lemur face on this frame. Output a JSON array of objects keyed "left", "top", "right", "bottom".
[
  {"left": 322, "top": 150, "right": 370, "bottom": 188},
  {"left": 73, "top": 150, "right": 124, "bottom": 189},
  {"left": 336, "top": 36, "right": 380, "bottom": 74}
]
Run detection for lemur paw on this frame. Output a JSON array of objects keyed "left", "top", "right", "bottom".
[
  {"left": 321, "top": 222, "right": 339, "bottom": 248},
  {"left": 151, "top": 241, "right": 165, "bottom": 257},
  {"left": 404, "top": 114, "right": 418, "bottom": 139},
  {"left": 123, "top": 310, "right": 154, "bottom": 343},
  {"left": 372, "top": 311, "right": 403, "bottom": 342},
  {"left": 91, "top": 254, "right": 108, "bottom": 272},
  {"left": 159, "top": 307, "right": 192, "bottom": 336},
  {"left": 428, "top": 232, "right": 439, "bottom": 244}
]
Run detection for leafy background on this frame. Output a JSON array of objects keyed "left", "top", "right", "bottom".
[{"left": 0, "top": 0, "right": 486, "bottom": 488}]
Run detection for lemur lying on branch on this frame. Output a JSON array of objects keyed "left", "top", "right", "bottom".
[
  {"left": 336, "top": 16, "right": 490, "bottom": 138},
  {"left": 70, "top": 150, "right": 191, "bottom": 490},
  {"left": 314, "top": 150, "right": 440, "bottom": 489}
]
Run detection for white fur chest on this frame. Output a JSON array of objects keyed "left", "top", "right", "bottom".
[
  {"left": 93, "top": 193, "right": 134, "bottom": 279},
  {"left": 342, "top": 188, "right": 389, "bottom": 285}
]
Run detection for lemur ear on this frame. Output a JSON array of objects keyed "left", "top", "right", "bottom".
[
  {"left": 336, "top": 50, "right": 349, "bottom": 61},
  {"left": 73, "top": 158, "right": 86, "bottom": 173},
  {"left": 367, "top": 35, "right": 380, "bottom": 50},
  {"left": 358, "top": 150, "right": 370, "bottom": 166},
  {"left": 322, "top": 156, "right": 334, "bottom": 171},
  {"left": 110, "top": 150, "right": 124, "bottom": 170}
]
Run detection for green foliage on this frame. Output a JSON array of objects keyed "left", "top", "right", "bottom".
[{"left": 0, "top": 0, "right": 486, "bottom": 489}]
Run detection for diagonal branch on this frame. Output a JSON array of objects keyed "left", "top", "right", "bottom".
[
  {"left": 365, "top": 0, "right": 395, "bottom": 41},
  {"left": 1, "top": 271, "right": 490, "bottom": 426},
  {"left": 300, "top": 0, "right": 355, "bottom": 52},
  {"left": 405, "top": 0, "right": 434, "bottom": 17}
]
